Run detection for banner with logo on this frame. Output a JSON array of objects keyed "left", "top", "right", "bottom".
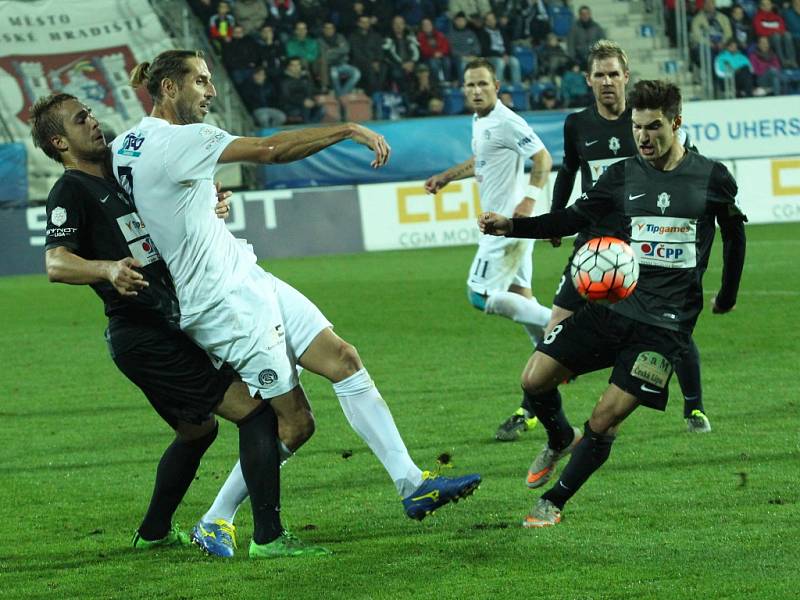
[
  {"left": 1, "top": 187, "right": 364, "bottom": 276},
  {"left": 681, "top": 96, "right": 800, "bottom": 160},
  {"left": 0, "top": 0, "right": 173, "bottom": 201},
  {"left": 358, "top": 176, "right": 558, "bottom": 252},
  {"left": 256, "top": 111, "right": 571, "bottom": 190}
]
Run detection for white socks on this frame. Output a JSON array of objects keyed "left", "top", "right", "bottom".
[
  {"left": 202, "top": 441, "right": 294, "bottom": 524},
  {"left": 333, "top": 368, "right": 423, "bottom": 497},
  {"left": 203, "top": 369, "right": 425, "bottom": 524},
  {"left": 485, "top": 291, "right": 552, "bottom": 344}
]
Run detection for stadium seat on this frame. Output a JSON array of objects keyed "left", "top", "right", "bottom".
[
  {"left": 550, "top": 6, "right": 573, "bottom": 38},
  {"left": 340, "top": 91, "right": 373, "bottom": 122},
  {"left": 780, "top": 69, "right": 800, "bottom": 94},
  {"left": 738, "top": 0, "right": 757, "bottom": 17},
  {"left": 443, "top": 88, "right": 465, "bottom": 115},
  {"left": 372, "top": 92, "right": 407, "bottom": 120},
  {"left": 640, "top": 24, "right": 655, "bottom": 38},
  {"left": 315, "top": 94, "right": 342, "bottom": 123},
  {"left": 435, "top": 14, "right": 451, "bottom": 34},
  {"left": 513, "top": 46, "right": 537, "bottom": 80},
  {"left": 500, "top": 85, "right": 530, "bottom": 111},
  {"left": 530, "top": 81, "right": 557, "bottom": 104}
]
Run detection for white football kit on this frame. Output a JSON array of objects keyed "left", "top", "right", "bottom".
[
  {"left": 468, "top": 101, "right": 546, "bottom": 295},
  {"left": 111, "top": 117, "right": 329, "bottom": 398}
]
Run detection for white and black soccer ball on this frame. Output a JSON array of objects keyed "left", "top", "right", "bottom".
[{"left": 570, "top": 236, "right": 639, "bottom": 303}]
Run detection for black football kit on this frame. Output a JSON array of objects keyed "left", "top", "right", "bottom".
[
  {"left": 45, "top": 169, "right": 234, "bottom": 426},
  {"left": 508, "top": 151, "right": 747, "bottom": 409}
]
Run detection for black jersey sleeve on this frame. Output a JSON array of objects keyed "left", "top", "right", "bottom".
[
  {"left": 707, "top": 162, "right": 747, "bottom": 310},
  {"left": 550, "top": 115, "right": 579, "bottom": 212},
  {"left": 45, "top": 178, "right": 85, "bottom": 252},
  {"left": 509, "top": 159, "right": 620, "bottom": 238}
]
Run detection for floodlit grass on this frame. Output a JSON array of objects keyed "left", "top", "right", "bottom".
[{"left": 1, "top": 223, "right": 798, "bottom": 600}]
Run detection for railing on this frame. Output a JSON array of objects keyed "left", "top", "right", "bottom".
[{"left": 148, "top": 0, "right": 255, "bottom": 136}]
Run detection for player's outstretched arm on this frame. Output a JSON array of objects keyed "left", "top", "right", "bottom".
[
  {"left": 424, "top": 157, "right": 475, "bottom": 194},
  {"left": 219, "top": 123, "right": 390, "bottom": 168},
  {"left": 46, "top": 247, "right": 148, "bottom": 297},
  {"left": 478, "top": 212, "right": 512, "bottom": 236}
]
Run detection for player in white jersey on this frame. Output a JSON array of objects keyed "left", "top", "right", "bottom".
[
  {"left": 424, "top": 58, "right": 553, "bottom": 432},
  {"left": 112, "top": 49, "right": 481, "bottom": 558}
]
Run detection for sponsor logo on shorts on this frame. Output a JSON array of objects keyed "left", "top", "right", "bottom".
[{"left": 258, "top": 369, "right": 278, "bottom": 386}]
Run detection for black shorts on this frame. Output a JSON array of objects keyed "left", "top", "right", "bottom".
[
  {"left": 107, "top": 317, "right": 236, "bottom": 428},
  {"left": 536, "top": 303, "right": 690, "bottom": 410},
  {"left": 551, "top": 246, "right": 587, "bottom": 312}
]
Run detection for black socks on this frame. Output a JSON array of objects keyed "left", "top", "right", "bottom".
[
  {"left": 676, "top": 337, "right": 704, "bottom": 418},
  {"left": 238, "top": 403, "right": 282, "bottom": 545},
  {"left": 542, "top": 421, "right": 615, "bottom": 509},
  {"left": 524, "top": 388, "right": 573, "bottom": 451},
  {"left": 138, "top": 422, "right": 218, "bottom": 541}
]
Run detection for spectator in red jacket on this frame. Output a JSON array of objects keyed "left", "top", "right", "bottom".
[
  {"left": 417, "top": 18, "right": 455, "bottom": 84},
  {"left": 753, "top": 0, "right": 798, "bottom": 67},
  {"left": 209, "top": 1, "right": 236, "bottom": 48},
  {"left": 749, "top": 34, "right": 783, "bottom": 94}
]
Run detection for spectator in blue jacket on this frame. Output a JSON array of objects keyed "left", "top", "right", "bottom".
[{"left": 714, "top": 38, "right": 754, "bottom": 96}]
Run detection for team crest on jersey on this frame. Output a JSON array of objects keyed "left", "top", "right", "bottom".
[
  {"left": 51, "top": 206, "right": 67, "bottom": 226},
  {"left": 483, "top": 130, "right": 492, "bottom": 140},
  {"left": 609, "top": 136, "right": 621, "bottom": 155},
  {"left": 657, "top": 193, "right": 671, "bottom": 214},
  {"left": 258, "top": 369, "right": 278, "bottom": 386}
]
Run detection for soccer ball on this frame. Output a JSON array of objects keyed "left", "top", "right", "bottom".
[{"left": 570, "top": 236, "right": 639, "bottom": 303}]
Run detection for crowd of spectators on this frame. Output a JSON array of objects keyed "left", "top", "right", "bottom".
[
  {"left": 188, "top": 0, "right": 608, "bottom": 123},
  {"left": 188, "top": 0, "right": 800, "bottom": 125},
  {"left": 675, "top": 0, "right": 800, "bottom": 97}
]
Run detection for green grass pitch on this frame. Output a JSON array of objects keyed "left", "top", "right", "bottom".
[{"left": 1, "top": 223, "right": 798, "bottom": 599}]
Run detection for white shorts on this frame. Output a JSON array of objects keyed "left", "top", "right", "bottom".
[
  {"left": 467, "top": 236, "right": 534, "bottom": 295},
  {"left": 180, "top": 266, "right": 330, "bottom": 399}
]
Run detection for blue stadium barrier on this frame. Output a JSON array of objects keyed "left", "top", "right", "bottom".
[
  {"left": 0, "top": 143, "right": 28, "bottom": 206},
  {"left": 254, "top": 111, "right": 572, "bottom": 188}
]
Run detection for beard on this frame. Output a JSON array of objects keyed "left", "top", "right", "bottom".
[
  {"left": 72, "top": 143, "right": 109, "bottom": 163},
  {"left": 175, "top": 96, "right": 202, "bottom": 125}
]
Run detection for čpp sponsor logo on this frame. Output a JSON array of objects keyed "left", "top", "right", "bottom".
[{"left": 639, "top": 242, "right": 684, "bottom": 260}]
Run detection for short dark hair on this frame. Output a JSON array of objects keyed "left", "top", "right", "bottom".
[
  {"left": 463, "top": 57, "right": 496, "bottom": 78},
  {"left": 129, "top": 49, "right": 204, "bottom": 102},
  {"left": 30, "top": 93, "right": 78, "bottom": 164},
  {"left": 628, "top": 79, "right": 682, "bottom": 120}
]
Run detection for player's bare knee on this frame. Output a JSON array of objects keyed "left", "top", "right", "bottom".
[
  {"left": 175, "top": 417, "right": 218, "bottom": 443},
  {"left": 280, "top": 410, "right": 316, "bottom": 449},
  {"left": 521, "top": 370, "right": 555, "bottom": 395},
  {"left": 336, "top": 340, "right": 363, "bottom": 379}
]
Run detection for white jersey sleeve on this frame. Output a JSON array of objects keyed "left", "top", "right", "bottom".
[
  {"left": 502, "top": 115, "right": 545, "bottom": 158},
  {"left": 164, "top": 124, "right": 237, "bottom": 183}
]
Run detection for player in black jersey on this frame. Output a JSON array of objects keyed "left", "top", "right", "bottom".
[
  {"left": 32, "top": 93, "right": 311, "bottom": 552},
  {"left": 479, "top": 80, "right": 746, "bottom": 527},
  {"left": 495, "top": 41, "right": 712, "bottom": 441}
]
